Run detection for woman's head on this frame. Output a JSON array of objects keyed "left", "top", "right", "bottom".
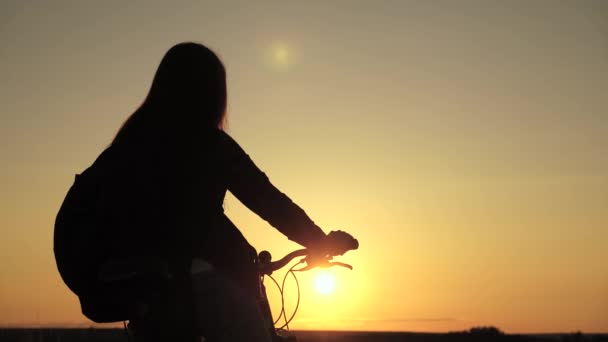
[{"left": 114, "top": 42, "right": 227, "bottom": 143}]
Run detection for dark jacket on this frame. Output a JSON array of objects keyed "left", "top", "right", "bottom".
[{"left": 55, "top": 127, "right": 325, "bottom": 291}]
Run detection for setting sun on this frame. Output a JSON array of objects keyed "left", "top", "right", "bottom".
[{"left": 313, "top": 271, "right": 336, "bottom": 296}]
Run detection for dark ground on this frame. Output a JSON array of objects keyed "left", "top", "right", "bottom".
[{"left": 0, "top": 329, "right": 606, "bottom": 342}]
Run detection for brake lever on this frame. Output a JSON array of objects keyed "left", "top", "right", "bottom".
[
  {"left": 328, "top": 261, "right": 353, "bottom": 270},
  {"left": 296, "top": 257, "right": 353, "bottom": 272}
]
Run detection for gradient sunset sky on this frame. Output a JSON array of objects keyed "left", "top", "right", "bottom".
[{"left": 1, "top": 0, "right": 607, "bottom": 333}]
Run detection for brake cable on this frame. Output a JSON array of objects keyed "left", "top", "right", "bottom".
[
  {"left": 261, "top": 251, "right": 353, "bottom": 331},
  {"left": 265, "top": 260, "right": 304, "bottom": 330}
]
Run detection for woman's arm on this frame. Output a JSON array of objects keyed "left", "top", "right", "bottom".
[{"left": 218, "top": 131, "right": 326, "bottom": 248}]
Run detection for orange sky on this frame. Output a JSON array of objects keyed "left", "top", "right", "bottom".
[{"left": 1, "top": 1, "right": 607, "bottom": 333}]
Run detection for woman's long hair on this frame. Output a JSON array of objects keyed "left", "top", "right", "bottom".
[{"left": 113, "top": 42, "right": 227, "bottom": 145}]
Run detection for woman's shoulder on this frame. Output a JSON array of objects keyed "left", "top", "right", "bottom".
[
  {"left": 209, "top": 129, "right": 254, "bottom": 167},
  {"left": 213, "top": 128, "right": 234, "bottom": 143},
  {"left": 213, "top": 129, "right": 243, "bottom": 151}
]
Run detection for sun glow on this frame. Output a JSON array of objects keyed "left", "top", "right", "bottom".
[
  {"left": 274, "top": 46, "right": 289, "bottom": 65},
  {"left": 313, "top": 270, "right": 336, "bottom": 296},
  {"left": 266, "top": 42, "right": 294, "bottom": 70}
]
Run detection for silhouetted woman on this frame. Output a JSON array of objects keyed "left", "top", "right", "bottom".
[{"left": 55, "top": 42, "right": 356, "bottom": 341}]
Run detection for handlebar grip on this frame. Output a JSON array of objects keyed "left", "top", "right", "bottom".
[{"left": 258, "top": 250, "right": 272, "bottom": 264}]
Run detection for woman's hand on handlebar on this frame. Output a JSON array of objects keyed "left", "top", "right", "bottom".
[
  {"left": 299, "top": 231, "right": 357, "bottom": 271},
  {"left": 259, "top": 231, "right": 358, "bottom": 274},
  {"left": 320, "top": 230, "right": 359, "bottom": 256}
]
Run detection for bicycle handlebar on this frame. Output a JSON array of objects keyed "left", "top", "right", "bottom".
[
  {"left": 258, "top": 231, "right": 358, "bottom": 275},
  {"left": 258, "top": 248, "right": 355, "bottom": 275},
  {"left": 258, "top": 249, "right": 308, "bottom": 275}
]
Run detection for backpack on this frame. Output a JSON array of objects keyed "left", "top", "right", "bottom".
[
  {"left": 54, "top": 147, "right": 114, "bottom": 297},
  {"left": 53, "top": 145, "right": 172, "bottom": 323}
]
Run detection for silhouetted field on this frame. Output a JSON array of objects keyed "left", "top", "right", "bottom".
[{"left": 0, "top": 328, "right": 606, "bottom": 342}]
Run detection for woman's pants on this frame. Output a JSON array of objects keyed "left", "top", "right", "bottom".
[{"left": 190, "top": 258, "right": 273, "bottom": 342}]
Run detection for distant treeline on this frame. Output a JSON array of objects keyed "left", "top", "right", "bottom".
[{"left": 0, "top": 327, "right": 606, "bottom": 342}]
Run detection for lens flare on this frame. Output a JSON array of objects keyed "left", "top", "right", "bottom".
[
  {"left": 265, "top": 42, "right": 295, "bottom": 70},
  {"left": 274, "top": 46, "right": 289, "bottom": 65}
]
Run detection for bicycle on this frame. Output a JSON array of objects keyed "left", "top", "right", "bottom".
[{"left": 123, "top": 240, "right": 358, "bottom": 342}]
